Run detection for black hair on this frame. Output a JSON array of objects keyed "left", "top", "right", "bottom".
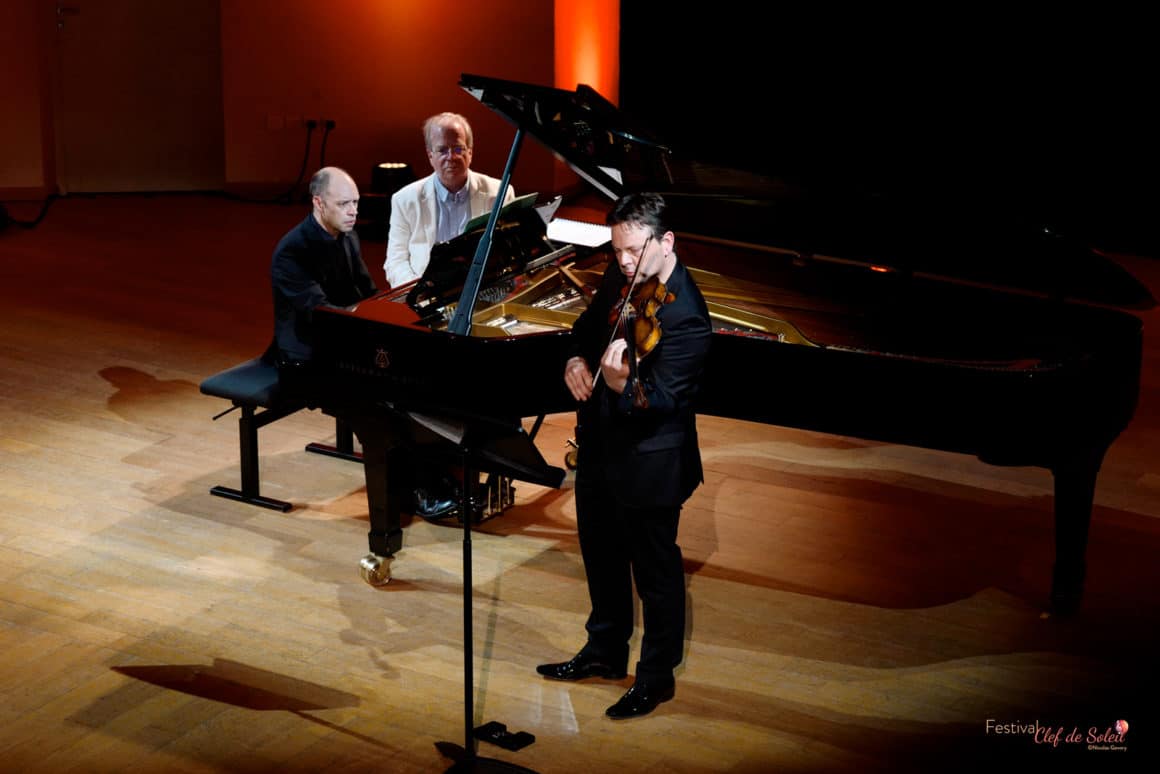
[{"left": 606, "top": 192, "right": 669, "bottom": 240}]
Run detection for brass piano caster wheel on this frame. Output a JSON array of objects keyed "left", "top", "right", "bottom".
[{"left": 359, "top": 553, "right": 393, "bottom": 586}]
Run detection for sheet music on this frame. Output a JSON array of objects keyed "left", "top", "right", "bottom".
[
  {"left": 463, "top": 192, "right": 539, "bottom": 233},
  {"left": 547, "top": 217, "right": 611, "bottom": 248}
]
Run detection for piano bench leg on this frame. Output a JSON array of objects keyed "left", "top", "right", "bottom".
[
  {"left": 210, "top": 484, "right": 292, "bottom": 513},
  {"left": 305, "top": 418, "right": 362, "bottom": 462},
  {"left": 208, "top": 402, "right": 299, "bottom": 512}
]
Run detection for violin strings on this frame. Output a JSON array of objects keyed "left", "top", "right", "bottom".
[
  {"left": 592, "top": 234, "right": 652, "bottom": 391},
  {"left": 609, "top": 233, "right": 652, "bottom": 347}
]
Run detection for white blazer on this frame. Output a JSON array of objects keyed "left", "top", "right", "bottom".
[{"left": 384, "top": 170, "right": 515, "bottom": 287}]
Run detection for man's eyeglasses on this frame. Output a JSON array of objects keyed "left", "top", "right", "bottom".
[{"left": 431, "top": 145, "right": 469, "bottom": 158}]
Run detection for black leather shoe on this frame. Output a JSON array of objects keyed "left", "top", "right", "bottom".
[
  {"left": 536, "top": 652, "right": 627, "bottom": 681},
  {"left": 605, "top": 679, "right": 675, "bottom": 719},
  {"left": 414, "top": 488, "right": 457, "bottom": 520}
]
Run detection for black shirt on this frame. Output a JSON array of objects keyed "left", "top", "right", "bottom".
[{"left": 270, "top": 214, "right": 376, "bottom": 362}]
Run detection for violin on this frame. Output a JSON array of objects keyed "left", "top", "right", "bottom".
[
  {"left": 608, "top": 274, "right": 676, "bottom": 359},
  {"left": 605, "top": 273, "right": 677, "bottom": 410}
]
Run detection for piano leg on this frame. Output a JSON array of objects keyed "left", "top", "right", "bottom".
[
  {"left": 1049, "top": 448, "right": 1104, "bottom": 615},
  {"left": 348, "top": 413, "right": 408, "bottom": 586}
]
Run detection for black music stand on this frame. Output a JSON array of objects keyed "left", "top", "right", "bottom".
[{"left": 411, "top": 411, "right": 563, "bottom": 773}]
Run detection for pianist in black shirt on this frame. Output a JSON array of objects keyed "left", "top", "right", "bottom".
[
  {"left": 269, "top": 166, "right": 376, "bottom": 391},
  {"left": 536, "top": 192, "right": 713, "bottom": 719},
  {"left": 268, "top": 167, "right": 456, "bottom": 520}
]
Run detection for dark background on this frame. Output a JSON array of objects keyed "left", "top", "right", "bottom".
[{"left": 619, "top": 6, "right": 1155, "bottom": 256}]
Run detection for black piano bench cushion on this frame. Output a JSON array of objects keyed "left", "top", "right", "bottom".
[{"left": 199, "top": 357, "right": 284, "bottom": 409}]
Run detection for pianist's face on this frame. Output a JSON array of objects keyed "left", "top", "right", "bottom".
[
  {"left": 313, "top": 173, "right": 360, "bottom": 236},
  {"left": 427, "top": 121, "right": 473, "bottom": 192},
  {"left": 610, "top": 222, "right": 675, "bottom": 283}
]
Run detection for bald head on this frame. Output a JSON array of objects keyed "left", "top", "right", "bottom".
[
  {"left": 310, "top": 167, "right": 359, "bottom": 236},
  {"left": 309, "top": 166, "right": 355, "bottom": 198}
]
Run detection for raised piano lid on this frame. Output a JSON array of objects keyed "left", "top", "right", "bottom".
[{"left": 460, "top": 73, "right": 1156, "bottom": 311}]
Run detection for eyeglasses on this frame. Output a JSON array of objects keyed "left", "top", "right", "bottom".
[{"left": 431, "top": 145, "right": 469, "bottom": 158}]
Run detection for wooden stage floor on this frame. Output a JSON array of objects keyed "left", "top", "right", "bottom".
[{"left": 1, "top": 194, "right": 1157, "bottom": 772}]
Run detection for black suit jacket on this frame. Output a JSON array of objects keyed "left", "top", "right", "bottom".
[
  {"left": 270, "top": 215, "right": 377, "bottom": 362},
  {"left": 571, "top": 260, "right": 713, "bottom": 508}
]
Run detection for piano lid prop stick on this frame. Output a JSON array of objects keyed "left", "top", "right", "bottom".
[{"left": 447, "top": 128, "right": 525, "bottom": 336}]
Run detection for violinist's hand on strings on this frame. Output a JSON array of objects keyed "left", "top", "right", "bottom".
[
  {"left": 600, "top": 338, "right": 631, "bottom": 395},
  {"left": 564, "top": 356, "right": 595, "bottom": 401}
]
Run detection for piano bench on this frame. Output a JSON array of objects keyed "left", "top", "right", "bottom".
[{"left": 199, "top": 357, "right": 359, "bottom": 512}]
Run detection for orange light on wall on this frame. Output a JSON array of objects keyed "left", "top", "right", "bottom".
[{"left": 555, "top": 0, "right": 619, "bottom": 104}]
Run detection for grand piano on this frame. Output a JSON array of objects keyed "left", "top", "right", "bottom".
[{"left": 312, "top": 73, "right": 1154, "bottom": 613}]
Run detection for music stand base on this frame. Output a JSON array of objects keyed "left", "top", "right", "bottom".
[{"left": 436, "top": 742, "right": 538, "bottom": 773}]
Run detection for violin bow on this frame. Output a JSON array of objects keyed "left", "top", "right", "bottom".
[{"left": 591, "top": 234, "right": 653, "bottom": 391}]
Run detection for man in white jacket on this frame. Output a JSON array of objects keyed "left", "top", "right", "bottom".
[{"left": 384, "top": 112, "right": 515, "bottom": 287}]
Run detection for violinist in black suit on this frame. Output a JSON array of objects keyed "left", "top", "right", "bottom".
[{"left": 536, "top": 192, "right": 713, "bottom": 719}]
